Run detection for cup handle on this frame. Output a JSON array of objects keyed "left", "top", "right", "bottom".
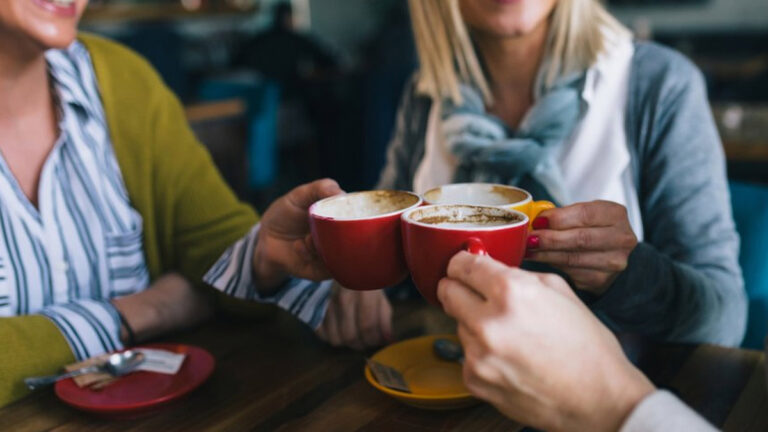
[
  {"left": 529, "top": 200, "right": 556, "bottom": 224},
  {"left": 463, "top": 237, "right": 488, "bottom": 256}
]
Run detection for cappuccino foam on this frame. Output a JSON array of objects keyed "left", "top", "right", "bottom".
[
  {"left": 408, "top": 205, "right": 523, "bottom": 229},
  {"left": 312, "top": 190, "right": 419, "bottom": 219},
  {"left": 425, "top": 184, "right": 528, "bottom": 206}
]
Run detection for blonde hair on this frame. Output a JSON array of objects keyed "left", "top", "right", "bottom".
[{"left": 408, "top": 0, "right": 631, "bottom": 105}]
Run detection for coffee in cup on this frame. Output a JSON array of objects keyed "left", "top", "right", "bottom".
[
  {"left": 401, "top": 204, "right": 528, "bottom": 305},
  {"left": 309, "top": 190, "right": 422, "bottom": 290},
  {"left": 423, "top": 183, "right": 554, "bottom": 227}
]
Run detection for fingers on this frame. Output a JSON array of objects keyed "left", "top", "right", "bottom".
[
  {"left": 527, "top": 250, "right": 629, "bottom": 272},
  {"left": 558, "top": 267, "right": 616, "bottom": 292},
  {"left": 292, "top": 238, "right": 331, "bottom": 281},
  {"left": 378, "top": 294, "right": 394, "bottom": 343},
  {"left": 288, "top": 178, "right": 344, "bottom": 211},
  {"left": 530, "top": 227, "right": 636, "bottom": 252},
  {"left": 438, "top": 277, "right": 485, "bottom": 324},
  {"left": 446, "top": 251, "right": 517, "bottom": 300},
  {"left": 357, "top": 292, "right": 388, "bottom": 347},
  {"left": 317, "top": 302, "right": 343, "bottom": 346},
  {"left": 320, "top": 287, "right": 391, "bottom": 350},
  {"left": 336, "top": 291, "right": 364, "bottom": 350},
  {"left": 537, "top": 201, "right": 629, "bottom": 229}
]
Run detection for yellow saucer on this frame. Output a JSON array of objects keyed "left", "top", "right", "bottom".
[{"left": 364, "top": 334, "right": 479, "bottom": 410}]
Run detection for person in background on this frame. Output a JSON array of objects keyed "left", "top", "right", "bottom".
[
  {"left": 438, "top": 251, "right": 723, "bottom": 431},
  {"left": 376, "top": 0, "right": 745, "bottom": 346},
  {"left": 233, "top": 1, "right": 338, "bottom": 100},
  {"left": 0, "top": 0, "right": 387, "bottom": 407}
]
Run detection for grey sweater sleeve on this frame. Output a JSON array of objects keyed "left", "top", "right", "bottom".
[{"left": 593, "top": 43, "right": 746, "bottom": 347}]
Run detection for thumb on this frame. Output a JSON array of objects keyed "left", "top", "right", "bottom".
[{"left": 288, "top": 178, "right": 344, "bottom": 211}]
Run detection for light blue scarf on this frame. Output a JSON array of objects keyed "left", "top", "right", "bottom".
[{"left": 441, "top": 72, "right": 586, "bottom": 205}]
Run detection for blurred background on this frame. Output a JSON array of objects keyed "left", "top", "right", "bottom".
[{"left": 81, "top": 0, "right": 768, "bottom": 208}]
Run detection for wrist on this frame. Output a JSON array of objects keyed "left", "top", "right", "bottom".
[{"left": 602, "top": 365, "right": 656, "bottom": 432}]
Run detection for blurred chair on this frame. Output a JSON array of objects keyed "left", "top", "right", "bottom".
[
  {"left": 187, "top": 99, "right": 249, "bottom": 199},
  {"left": 730, "top": 181, "right": 768, "bottom": 349},
  {"left": 197, "top": 73, "right": 280, "bottom": 191}
]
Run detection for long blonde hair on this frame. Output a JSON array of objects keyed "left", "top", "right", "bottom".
[{"left": 408, "top": 0, "right": 631, "bottom": 105}]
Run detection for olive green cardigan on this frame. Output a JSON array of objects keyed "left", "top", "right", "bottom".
[{"left": 0, "top": 34, "right": 258, "bottom": 407}]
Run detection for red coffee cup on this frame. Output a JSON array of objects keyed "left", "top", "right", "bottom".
[
  {"left": 309, "top": 190, "right": 422, "bottom": 290},
  {"left": 401, "top": 204, "right": 529, "bottom": 305}
]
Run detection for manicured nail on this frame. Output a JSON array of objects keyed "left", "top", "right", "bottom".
[
  {"left": 526, "top": 235, "right": 540, "bottom": 250},
  {"left": 532, "top": 217, "right": 549, "bottom": 230}
]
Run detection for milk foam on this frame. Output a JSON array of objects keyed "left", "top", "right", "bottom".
[
  {"left": 425, "top": 184, "right": 527, "bottom": 207},
  {"left": 407, "top": 205, "right": 524, "bottom": 229},
  {"left": 313, "top": 191, "right": 419, "bottom": 219}
]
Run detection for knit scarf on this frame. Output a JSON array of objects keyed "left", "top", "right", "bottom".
[{"left": 441, "top": 72, "right": 586, "bottom": 205}]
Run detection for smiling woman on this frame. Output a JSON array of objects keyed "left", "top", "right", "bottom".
[
  {"left": 378, "top": 0, "right": 746, "bottom": 346},
  {"left": 0, "top": 0, "right": 352, "bottom": 408}
]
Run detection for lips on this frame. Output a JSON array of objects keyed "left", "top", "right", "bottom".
[{"left": 31, "top": 0, "right": 77, "bottom": 18}]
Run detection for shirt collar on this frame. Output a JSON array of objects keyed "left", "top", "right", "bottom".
[{"left": 45, "top": 40, "right": 104, "bottom": 123}]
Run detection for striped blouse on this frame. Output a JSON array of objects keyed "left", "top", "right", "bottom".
[
  {"left": 1, "top": 41, "right": 332, "bottom": 361},
  {"left": 0, "top": 42, "right": 149, "bottom": 360}
]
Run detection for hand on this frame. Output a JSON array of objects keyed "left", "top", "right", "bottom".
[
  {"left": 252, "top": 179, "right": 344, "bottom": 291},
  {"left": 316, "top": 282, "right": 393, "bottom": 350},
  {"left": 112, "top": 274, "right": 214, "bottom": 344},
  {"left": 525, "top": 200, "right": 638, "bottom": 294},
  {"left": 438, "top": 252, "right": 654, "bottom": 432}
]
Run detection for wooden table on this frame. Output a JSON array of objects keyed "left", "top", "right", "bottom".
[{"left": 2, "top": 301, "right": 767, "bottom": 432}]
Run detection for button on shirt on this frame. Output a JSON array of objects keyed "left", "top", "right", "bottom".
[{"left": 0, "top": 42, "right": 150, "bottom": 360}]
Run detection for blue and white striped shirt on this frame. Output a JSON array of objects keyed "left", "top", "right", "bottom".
[
  {"left": 204, "top": 224, "right": 333, "bottom": 330},
  {"left": 1, "top": 41, "right": 332, "bottom": 363},
  {"left": 0, "top": 42, "right": 149, "bottom": 360}
]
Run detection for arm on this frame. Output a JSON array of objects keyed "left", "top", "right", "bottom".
[
  {"left": 0, "top": 316, "right": 74, "bottom": 407},
  {"left": 593, "top": 55, "right": 746, "bottom": 346}
]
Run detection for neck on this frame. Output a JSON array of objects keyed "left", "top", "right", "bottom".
[
  {"left": 473, "top": 18, "right": 550, "bottom": 98},
  {"left": 0, "top": 31, "right": 51, "bottom": 121}
]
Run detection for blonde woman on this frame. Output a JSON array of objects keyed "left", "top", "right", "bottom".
[{"left": 378, "top": 0, "right": 745, "bottom": 345}]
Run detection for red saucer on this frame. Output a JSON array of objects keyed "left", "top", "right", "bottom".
[{"left": 55, "top": 343, "right": 215, "bottom": 418}]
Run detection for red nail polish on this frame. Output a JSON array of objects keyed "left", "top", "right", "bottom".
[
  {"left": 532, "top": 217, "right": 549, "bottom": 230},
  {"left": 526, "top": 235, "right": 540, "bottom": 249}
]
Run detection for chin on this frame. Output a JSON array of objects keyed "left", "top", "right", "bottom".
[
  {"left": 2, "top": 0, "right": 86, "bottom": 50},
  {"left": 25, "top": 24, "right": 79, "bottom": 49},
  {"left": 460, "top": 0, "right": 556, "bottom": 39}
]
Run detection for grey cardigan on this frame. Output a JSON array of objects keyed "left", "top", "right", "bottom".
[{"left": 378, "top": 42, "right": 746, "bottom": 347}]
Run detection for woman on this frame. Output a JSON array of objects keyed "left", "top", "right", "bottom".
[
  {"left": 0, "top": 0, "right": 389, "bottom": 407},
  {"left": 378, "top": 0, "right": 745, "bottom": 345}
]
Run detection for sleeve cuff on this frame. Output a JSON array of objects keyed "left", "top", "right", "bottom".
[
  {"left": 204, "top": 223, "right": 333, "bottom": 329},
  {"left": 592, "top": 242, "right": 658, "bottom": 311},
  {"left": 620, "top": 390, "right": 717, "bottom": 432},
  {"left": 40, "top": 299, "right": 123, "bottom": 361}
]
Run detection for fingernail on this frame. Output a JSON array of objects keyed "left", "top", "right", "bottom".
[
  {"left": 532, "top": 217, "right": 549, "bottom": 230},
  {"left": 526, "top": 235, "right": 540, "bottom": 250}
]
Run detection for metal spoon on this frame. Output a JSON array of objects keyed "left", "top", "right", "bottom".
[
  {"left": 24, "top": 350, "right": 145, "bottom": 390},
  {"left": 433, "top": 338, "right": 465, "bottom": 364}
]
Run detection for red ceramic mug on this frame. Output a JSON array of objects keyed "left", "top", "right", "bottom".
[
  {"left": 401, "top": 204, "right": 529, "bottom": 305},
  {"left": 309, "top": 190, "right": 422, "bottom": 290}
]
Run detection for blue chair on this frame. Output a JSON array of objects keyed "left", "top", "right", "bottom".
[
  {"left": 730, "top": 181, "right": 768, "bottom": 349},
  {"left": 198, "top": 74, "right": 280, "bottom": 190}
]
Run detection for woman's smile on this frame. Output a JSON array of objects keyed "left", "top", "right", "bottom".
[{"left": 30, "top": 0, "right": 77, "bottom": 18}]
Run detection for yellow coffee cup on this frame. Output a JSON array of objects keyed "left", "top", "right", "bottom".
[{"left": 422, "top": 183, "right": 555, "bottom": 227}]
